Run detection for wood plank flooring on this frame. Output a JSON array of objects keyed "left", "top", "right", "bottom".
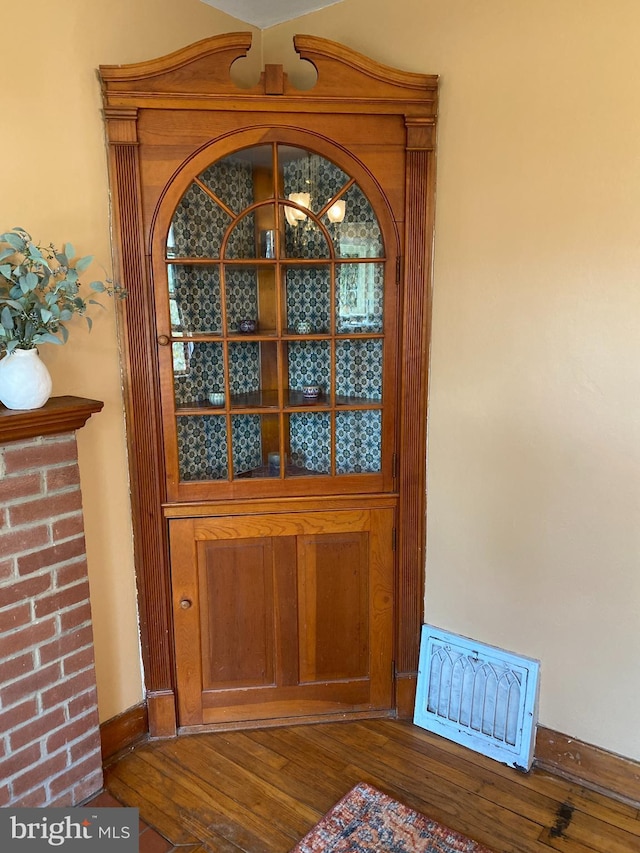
[{"left": 103, "top": 719, "right": 640, "bottom": 852}]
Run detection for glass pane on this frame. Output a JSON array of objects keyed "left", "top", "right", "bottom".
[
  {"left": 336, "top": 263, "right": 384, "bottom": 333},
  {"left": 335, "top": 410, "right": 382, "bottom": 474},
  {"left": 173, "top": 342, "right": 225, "bottom": 407},
  {"left": 279, "top": 146, "right": 350, "bottom": 215},
  {"left": 177, "top": 415, "right": 228, "bottom": 481},
  {"left": 282, "top": 212, "right": 330, "bottom": 260},
  {"left": 287, "top": 340, "right": 331, "bottom": 398},
  {"left": 167, "top": 184, "right": 231, "bottom": 259},
  {"left": 285, "top": 266, "right": 330, "bottom": 334},
  {"left": 224, "top": 210, "right": 258, "bottom": 259},
  {"left": 287, "top": 412, "right": 331, "bottom": 475},
  {"left": 336, "top": 339, "right": 383, "bottom": 402},
  {"left": 199, "top": 146, "right": 273, "bottom": 213},
  {"left": 258, "top": 227, "right": 277, "bottom": 259},
  {"left": 228, "top": 341, "right": 261, "bottom": 396},
  {"left": 232, "top": 414, "right": 280, "bottom": 478},
  {"left": 225, "top": 266, "right": 259, "bottom": 335},
  {"left": 168, "top": 265, "right": 222, "bottom": 336},
  {"left": 331, "top": 183, "right": 383, "bottom": 258}
]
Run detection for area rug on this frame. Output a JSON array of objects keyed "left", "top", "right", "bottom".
[{"left": 290, "top": 783, "right": 494, "bottom": 853}]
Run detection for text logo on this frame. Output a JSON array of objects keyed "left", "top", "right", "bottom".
[{"left": 0, "top": 809, "right": 138, "bottom": 852}]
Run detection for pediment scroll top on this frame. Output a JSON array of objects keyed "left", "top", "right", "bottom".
[{"left": 99, "top": 32, "right": 436, "bottom": 107}]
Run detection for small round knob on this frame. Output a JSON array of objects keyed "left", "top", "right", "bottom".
[
  {"left": 179, "top": 599, "right": 192, "bottom": 610},
  {"left": 157, "top": 334, "right": 170, "bottom": 346}
]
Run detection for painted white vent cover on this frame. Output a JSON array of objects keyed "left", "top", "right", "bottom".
[
  {"left": 414, "top": 625, "right": 540, "bottom": 771},
  {"left": 201, "top": 0, "right": 344, "bottom": 29}
]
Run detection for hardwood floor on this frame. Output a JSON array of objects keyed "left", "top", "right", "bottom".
[{"left": 103, "top": 719, "right": 640, "bottom": 853}]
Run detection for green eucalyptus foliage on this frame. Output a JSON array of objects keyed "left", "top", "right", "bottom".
[{"left": 0, "top": 226, "right": 125, "bottom": 354}]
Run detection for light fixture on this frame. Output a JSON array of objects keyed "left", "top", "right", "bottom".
[
  {"left": 326, "top": 199, "right": 346, "bottom": 223},
  {"left": 285, "top": 192, "right": 311, "bottom": 226}
]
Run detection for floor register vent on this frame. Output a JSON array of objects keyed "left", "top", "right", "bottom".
[{"left": 414, "top": 625, "right": 540, "bottom": 771}]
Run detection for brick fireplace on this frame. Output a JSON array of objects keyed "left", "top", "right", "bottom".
[{"left": 0, "top": 397, "right": 104, "bottom": 807}]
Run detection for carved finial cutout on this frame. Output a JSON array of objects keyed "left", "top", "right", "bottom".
[
  {"left": 289, "top": 57, "right": 319, "bottom": 91},
  {"left": 263, "top": 38, "right": 318, "bottom": 91},
  {"left": 229, "top": 39, "right": 262, "bottom": 89}
]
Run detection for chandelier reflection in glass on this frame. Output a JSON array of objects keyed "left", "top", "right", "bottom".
[
  {"left": 284, "top": 192, "right": 311, "bottom": 226},
  {"left": 285, "top": 192, "right": 346, "bottom": 226},
  {"left": 284, "top": 151, "right": 347, "bottom": 230}
]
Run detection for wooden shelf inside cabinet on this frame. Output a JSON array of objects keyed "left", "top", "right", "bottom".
[
  {"left": 176, "top": 391, "right": 280, "bottom": 412},
  {"left": 235, "top": 463, "right": 326, "bottom": 479},
  {"left": 334, "top": 395, "right": 382, "bottom": 408},
  {"left": 172, "top": 333, "right": 224, "bottom": 341},
  {"left": 335, "top": 332, "right": 385, "bottom": 339},
  {"left": 175, "top": 401, "right": 227, "bottom": 414},
  {"left": 285, "top": 390, "right": 331, "bottom": 408},
  {"left": 228, "top": 331, "right": 278, "bottom": 340},
  {"left": 229, "top": 390, "right": 279, "bottom": 409},
  {"left": 284, "top": 330, "right": 330, "bottom": 338}
]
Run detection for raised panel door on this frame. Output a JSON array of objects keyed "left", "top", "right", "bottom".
[{"left": 170, "top": 508, "right": 394, "bottom": 727}]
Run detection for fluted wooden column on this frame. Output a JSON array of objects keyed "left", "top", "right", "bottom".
[
  {"left": 396, "top": 117, "right": 437, "bottom": 717},
  {"left": 103, "top": 108, "right": 176, "bottom": 737}
]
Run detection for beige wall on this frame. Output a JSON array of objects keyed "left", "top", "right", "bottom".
[
  {"left": 10, "top": 0, "right": 640, "bottom": 761},
  {"left": 268, "top": 0, "right": 640, "bottom": 761},
  {"left": 4, "top": 0, "right": 255, "bottom": 722}
]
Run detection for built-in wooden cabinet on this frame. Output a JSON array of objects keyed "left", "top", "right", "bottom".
[{"left": 100, "top": 34, "right": 437, "bottom": 736}]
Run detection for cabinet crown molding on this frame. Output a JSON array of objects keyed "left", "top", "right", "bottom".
[{"left": 100, "top": 31, "right": 437, "bottom": 115}]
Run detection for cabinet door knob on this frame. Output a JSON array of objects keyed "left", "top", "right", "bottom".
[
  {"left": 179, "top": 598, "right": 192, "bottom": 610},
  {"left": 157, "top": 334, "right": 170, "bottom": 346}
]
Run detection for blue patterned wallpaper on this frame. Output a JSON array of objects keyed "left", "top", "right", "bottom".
[{"left": 336, "top": 410, "right": 382, "bottom": 474}]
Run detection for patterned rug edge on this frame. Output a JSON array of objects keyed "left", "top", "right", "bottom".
[{"left": 290, "top": 782, "right": 495, "bottom": 853}]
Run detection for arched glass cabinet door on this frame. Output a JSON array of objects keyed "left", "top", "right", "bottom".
[{"left": 156, "top": 141, "right": 397, "bottom": 500}]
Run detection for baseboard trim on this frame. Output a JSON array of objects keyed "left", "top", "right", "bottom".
[
  {"left": 535, "top": 725, "right": 640, "bottom": 809},
  {"left": 98, "top": 701, "right": 640, "bottom": 809},
  {"left": 100, "top": 702, "right": 149, "bottom": 765}
]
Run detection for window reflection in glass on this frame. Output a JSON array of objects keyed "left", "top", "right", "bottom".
[
  {"left": 168, "top": 185, "right": 231, "bottom": 259},
  {"left": 173, "top": 342, "right": 225, "bottom": 407},
  {"left": 168, "top": 265, "right": 222, "bottom": 336},
  {"left": 199, "top": 146, "right": 273, "bottom": 212},
  {"left": 336, "top": 263, "right": 384, "bottom": 333}
]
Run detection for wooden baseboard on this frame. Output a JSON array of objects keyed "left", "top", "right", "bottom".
[
  {"left": 99, "top": 699, "right": 640, "bottom": 810},
  {"left": 535, "top": 725, "right": 640, "bottom": 809},
  {"left": 100, "top": 702, "right": 149, "bottom": 765}
]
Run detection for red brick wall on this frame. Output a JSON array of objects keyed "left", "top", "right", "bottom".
[{"left": 0, "top": 431, "right": 103, "bottom": 806}]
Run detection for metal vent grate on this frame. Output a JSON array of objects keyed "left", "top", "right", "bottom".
[{"left": 414, "top": 625, "right": 540, "bottom": 770}]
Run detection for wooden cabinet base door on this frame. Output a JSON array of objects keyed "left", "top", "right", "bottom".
[{"left": 170, "top": 509, "right": 395, "bottom": 728}]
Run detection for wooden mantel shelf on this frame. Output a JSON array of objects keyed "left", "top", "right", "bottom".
[{"left": 0, "top": 396, "right": 104, "bottom": 443}]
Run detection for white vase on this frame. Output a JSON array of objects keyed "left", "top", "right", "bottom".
[{"left": 0, "top": 348, "right": 53, "bottom": 410}]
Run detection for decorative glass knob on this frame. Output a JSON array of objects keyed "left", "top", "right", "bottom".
[{"left": 180, "top": 599, "right": 192, "bottom": 609}]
